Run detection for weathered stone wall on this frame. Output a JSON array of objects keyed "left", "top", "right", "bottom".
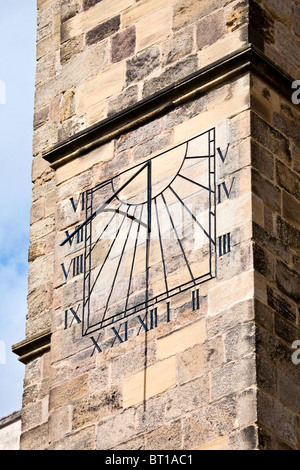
[
  {"left": 250, "top": 0, "right": 300, "bottom": 79},
  {"left": 19, "top": 0, "right": 300, "bottom": 451},
  {"left": 251, "top": 76, "right": 300, "bottom": 449},
  {"left": 23, "top": 70, "right": 256, "bottom": 449},
  {"left": 33, "top": 0, "right": 250, "bottom": 158}
]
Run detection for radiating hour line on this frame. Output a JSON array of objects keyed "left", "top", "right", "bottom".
[
  {"left": 124, "top": 205, "right": 144, "bottom": 316},
  {"left": 169, "top": 185, "right": 214, "bottom": 245},
  {"left": 87, "top": 205, "right": 131, "bottom": 303},
  {"left": 154, "top": 197, "right": 168, "bottom": 296},
  {"left": 161, "top": 192, "right": 195, "bottom": 285},
  {"left": 100, "top": 205, "right": 138, "bottom": 326},
  {"left": 89, "top": 205, "right": 121, "bottom": 255},
  {"left": 178, "top": 173, "right": 213, "bottom": 192}
]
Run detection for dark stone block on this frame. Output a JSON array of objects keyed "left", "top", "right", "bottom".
[
  {"left": 142, "top": 55, "right": 198, "bottom": 98},
  {"left": 251, "top": 113, "right": 292, "bottom": 164},
  {"left": 86, "top": 16, "right": 120, "bottom": 46},
  {"left": 276, "top": 261, "right": 300, "bottom": 303},
  {"left": 83, "top": 0, "right": 102, "bottom": 10},
  {"left": 126, "top": 46, "right": 160, "bottom": 85},
  {"left": 267, "top": 286, "right": 297, "bottom": 324},
  {"left": 111, "top": 26, "right": 136, "bottom": 63}
]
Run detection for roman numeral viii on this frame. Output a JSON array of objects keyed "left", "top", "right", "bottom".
[{"left": 61, "top": 254, "right": 84, "bottom": 281}]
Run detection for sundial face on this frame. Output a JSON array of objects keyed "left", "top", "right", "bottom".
[{"left": 60, "top": 127, "right": 220, "bottom": 351}]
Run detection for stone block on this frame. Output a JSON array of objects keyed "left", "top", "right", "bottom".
[
  {"left": 253, "top": 243, "right": 275, "bottom": 282},
  {"left": 256, "top": 325, "right": 300, "bottom": 386},
  {"left": 228, "top": 426, "right": 258, "bottom": 451},
  {"left": 108, "top": 85, "right": 138, "bottom": 116},
  {"left": 207, "top": 299, "right": 254, "bottom": 338},
  {"left": 252, "top": 169, "right": 281, "bottom": 212},
  {"left": 59, "top": 90, "right": 75, "bottom": 123},
  {"left": 76, "top": 63, "right": 125, "bottom": 113},
  {"left": 49, "top": 375, "right": 88, "bottom": 410},
  {"left": 86, "top": 100, "right": 107, "bottom": 126},
  {"left": 72, "top": 388, "right": 122, "bottom": 429},
  {"left": 236, "top": 387, "right": 258, "bottom": 429},
  {"left": 61, "top": 0, "right": 81, "bottom": 22},
  {"left": 122, "top": 0, "right": 174, "bottom": 28},
  {"left": 157, "top": 319, "right": 206, "bottom": 360},
  {"left": 257, "top": 389, "right": 296, "bottom": 446},
  {"left": 251, "top": 113, "right": 291, "bottom": 164},
  {"left": 276, "top": 160, "right": 300, "bottom": 201},
  {"left": 86, "top": 16, "right": 120, "bottom": 46},
  {"left": 116, "top": 118, "right": 161, "bottom": 153},
  {"left": 136, "top": 6, "right": 172, "bottom": 52},
  {"left": 144, "top": 421, "right": 182, "bottom": 450},
  {"left": 276, "top": 215, "right": 300, "bottom": 252},
  {"left": 20, "top": 423, "right": 49, "bottom": 450},
  {"left": 224, "top": 322, "right": 256, "bottom": 362},
  {"left": 276, "top": 260, "right": 300, "bottom": 303},
  {"left": 282, "top": 191, "right": 300, "bottom": 229},
  {"left": 182, "top": 394, "right": 237, "bottom": 449},
  {"left": 48, "top": 406, "right": 71, "bottom": 444},
  {"left": 83, "top": 0, "right": 101, "bottom": 10},
  {"left": 96, "top": 407, "right": 136, "bottom": 449},
  {"left": 267, "top": 285, "right": 297, "bottom": 324},
  {"left": 33, "top": 106, "right": 50, "bottom": 130},
  {"left": 111, "top": 26, "right": 136, "bottom": 63},
  {"left": 30, "top": 198, "right": 45, "bottom": 225},
  {"left": 208, "top": 270, "right": 254, "bottom": 317},
  {"left": 51, "top": 426, "right": 96, "bottom": 450},
  {"left": 56, "top": 141, "right": 114, "bottom": 184},
  {"left": 126, "top": 45, "right": 160, "bottom": 85},
  {"left": 253, "top": 222, "right": 289, "bottom": 264},
  {"left": 162, "top": 26, "right": 194, "bottom": 67},
  {"left": 274, "top": 312, "right": 299, "bottom": 345},
  {"left": 136, "top": 394, "right": 167, "bottom": 435},
  {"left": 196, "top": 9, "right": 225, "bottom": 50},
  {"left": 210, "top": 355, "right": 256, "bottom": 401},
  {"left": 142, "top": 54, "right": 198, "bottom": 98},
  {"left": 252, "top": 140, "right": 274, "bottom": 180},
  {"left": 200, "top": 26, "right": 248, "bottom": 68},
  {"left": 123, "top": 357, "right": 176, "bottom": 408},
  {"left": 62, "top": 0, "right": 134, "bottom": 41},
  {"left": 196, "top": 436, "right": 228, "bottom": 450},
  {"left": 60, "top": 36, "right": 83, "bottom": 64},
  {"left": 294, "top": 5, "right": 300, "bottom": 36},
  {"left": 173, "top": 0, "right": 228, "bottom": 31},
  {"left": 278, "top": 370, "right": 300, "bottom": 414},
  {"left": 165, "top": 375, "right": 210, "bottom": 420}
]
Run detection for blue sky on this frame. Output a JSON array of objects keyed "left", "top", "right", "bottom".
[{"left": 0, "top": 1, "right": 37, "bottom": 417}]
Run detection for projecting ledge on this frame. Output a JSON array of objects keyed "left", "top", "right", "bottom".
[
  {"left": 42, "top": 44, "right": 295, "bottom": 170},
  {"left": 12, "top": 329, "right": 51, "bottom": 365}
]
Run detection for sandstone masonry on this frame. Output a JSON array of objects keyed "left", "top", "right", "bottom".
[{"left": 12, "top": 0, "right": 300, "bottom": 451}]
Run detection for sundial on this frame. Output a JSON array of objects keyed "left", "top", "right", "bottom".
[{"left": 60, "top": 127, "right": 218, "bottom": 350}]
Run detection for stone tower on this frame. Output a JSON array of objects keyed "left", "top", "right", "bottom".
[{"left": 13, "top": 0, "right": 300, "bottom": 450}]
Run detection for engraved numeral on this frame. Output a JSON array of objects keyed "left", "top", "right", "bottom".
[
  {"left": 217, "top": 144, "right": 230, "bottom": 163},
  {"left": 218, "top": 233, "right": 231, "bottom": 257},
  {"left": 64, "top": 304, "right": 82, "bottom": 329},
  {"left": 137, "top": 309, "right": 158, "bottom": 333},
  {"left": 90, "top": 334, "right": 102, "bottom": 355},
  {"left": 70, "top": 193, "right": 85, "bottom": 213},
  {"left": 112, "top": 322, "right": 128, "bottom": 344},
  {"left": 217, "top": 178, "right": 235, "bottom": 204},
  {"left": 192, "top": 290, "right": 200, "bottom": 311},
  {"left": 61, "top": 254, "right": 83, "bottom": 280},
  {"left": 64, "top": 225, "right": 84, "bottom": 247}
]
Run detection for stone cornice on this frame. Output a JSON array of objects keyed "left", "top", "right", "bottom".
[
  {"left": 42, "top": 44, "right": 295, "bottom": 169},
  {"left": 12, "top": 330, "right": 51, "bottom": 365}
]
